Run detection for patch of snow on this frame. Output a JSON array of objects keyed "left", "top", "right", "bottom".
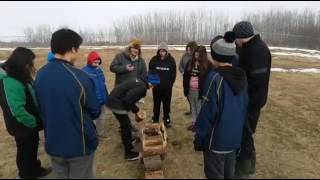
[
  {"left": 272, "top": 52, "right": 320, "bottom": 59},
  {"left": 271, "top": 68, "right": 320, "bottom": 73}
]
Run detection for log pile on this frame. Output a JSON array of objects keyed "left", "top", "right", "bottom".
[{"left": 139, "top": 122, "right": 168, "bottom": 179}]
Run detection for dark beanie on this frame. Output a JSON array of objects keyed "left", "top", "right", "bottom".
[
  {"left": 211, "top": 31, "right": 236, "bottom": 63},
  {"left": 232, "top": 21, "right": 254, "bottom": 38}
]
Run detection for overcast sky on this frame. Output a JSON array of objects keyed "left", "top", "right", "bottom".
[{"left": 1, "top": 1, "right": 320, "bottom": 41}]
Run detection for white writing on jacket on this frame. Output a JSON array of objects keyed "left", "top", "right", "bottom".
[{"left": 156, "top": 67, "right": 170, "bottom": 71}]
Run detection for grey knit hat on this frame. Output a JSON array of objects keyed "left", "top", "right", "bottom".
[
  {"left": 233, "top": 21, "right": 254, "bottom": 38},
  {"left": 211, "top": 31, "right": 236, "bottom": 63},
  {"left": 158, "top": 42, "right": 168, "bottom": 51}
]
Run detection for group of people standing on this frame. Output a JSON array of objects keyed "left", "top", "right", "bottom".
[{"left": 0, "top": 20, "right": 271, "bottom": 179}]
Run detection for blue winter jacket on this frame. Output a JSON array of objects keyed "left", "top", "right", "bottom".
[
  {"left": 195, "top": 67, "right": 248, "bottom": 152},
  {"left": 34, "top": 59, "right": 101, "bottom": 158},
  {"left": 82, "top": 65, "right": 109, "bottom": 106}
]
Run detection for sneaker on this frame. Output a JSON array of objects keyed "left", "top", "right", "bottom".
[
  {"left": 152, "top": 117, "right": 159, "bottom": 123},
  {"left": 164, "top": 119, "right": 171, "bottom": 128},
  {"left": 23, "top": 167, "right": 52, "bottom": 179},
  {"left": 126, "top": 152, "right": 140, "bottom": 161},
  {"left": 37, "top": 167, "right": 52, "bottom": 178}
]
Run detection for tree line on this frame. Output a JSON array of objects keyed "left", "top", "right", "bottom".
[{"left": 1, "top": 8, "right": 320, "bottom": 49}]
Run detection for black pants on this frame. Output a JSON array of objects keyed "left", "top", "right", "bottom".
[
  {"left": 113, "top": 113, "right": 134, "bottom": 156},
  {"left": 236, "top": 108, "right": 261, "bottom": 175},
  {"left": 152, "top": 88, "right": 173, "bottom": 122},
  {"left": 204, "top": 151, "right": 236, "bottom": 179},
  {"left": 14, "top": 132, "right": 42, "bottom": 179}
]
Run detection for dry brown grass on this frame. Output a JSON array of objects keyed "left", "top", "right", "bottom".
[{"left": 0, "top": 48, "right": 319, "bottom": 178}]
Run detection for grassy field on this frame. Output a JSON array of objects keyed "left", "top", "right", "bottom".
[{"left": 0, "top": 48, "right": 319, "bottom": 179}]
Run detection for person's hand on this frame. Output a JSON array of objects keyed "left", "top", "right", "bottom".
[
  {"left": 135, "top": 111, "right": 146, "bottom": 122},
  {"left": 148, "top": 83, "right": 154, "bottom": 89},
  {"left": 126, "top": 64, "right": 135, "bottom": 71}
]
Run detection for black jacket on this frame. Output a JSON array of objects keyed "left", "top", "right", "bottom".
[
  {"left": 149, "top": 52, "right": 176, "bottom": 90},
  {"left": 106, "top": 78, "right": 148, "bottom": 113},
  {"left": 183, "top": 61, "right": 211, "bottom": 98},
  {"left": 237, "top": 34, "right": 272, "bottom": 109}
]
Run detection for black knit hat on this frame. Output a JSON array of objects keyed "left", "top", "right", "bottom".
[
  {"left": 211, "top": 31, "right": 236, "bottom": 63},
  {"left": 232, "top": 21, "right": 254, "bottom": 38}
]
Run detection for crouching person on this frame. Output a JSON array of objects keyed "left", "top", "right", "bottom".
[
  {"left": 106, "top": 75, "right": 153, "bottom": 161},
  {"left": 194, "top": 32, "right": 248, "bottom": 179}
]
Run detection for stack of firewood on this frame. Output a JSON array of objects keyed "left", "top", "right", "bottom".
[{"left": 139, "top": 122, "right": 168, "bottom": 179}]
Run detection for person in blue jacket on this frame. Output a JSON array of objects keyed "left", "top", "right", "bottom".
[
  {"left": 47, "top": 52, "right": 55, "bottom": 63},
  {"left": 82, "top": 51, "right": 109, "bottom": 138},
  {"left": 194, "top": 32, "right": 248, "bottom": 179},
  {"left": 34, "top": 29, "right": 101, "bottom": 179}
]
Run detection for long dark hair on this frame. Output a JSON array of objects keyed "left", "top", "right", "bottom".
[
  {"left": 4, "top": 47, "right": 36, "bottom": 85},
  {"left": 188, "top": 45, "right": 211, "bottom": 78}
]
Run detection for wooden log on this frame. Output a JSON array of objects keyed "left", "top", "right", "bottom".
[
  {"left": 144, "top": 135, "right": 163, "bottom": 146},
  {"left": 145, "top": 170, "right": 164, "bottom": 179},
  {"left": 143, "top": 155, "right": 163, "bottom": 171},
  {"left": 142, "top": 144, "right": 166, "bottom": 157}
]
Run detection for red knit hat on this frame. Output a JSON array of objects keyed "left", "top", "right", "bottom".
[{"left": 87, "top": 51, "right": 102, "bottom": 65}]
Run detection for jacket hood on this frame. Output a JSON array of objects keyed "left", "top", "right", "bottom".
[
  {"left": 155, "top": 50, "right": 172, "bottom": 60},
  {"left": 123, "top": 46, "right": 142, "bottom": 59},
  {"left": 87, "top": 51, "right": 102, "bottom": 65},
  {"left": 216, "top": 66, "right": 247, "bottom": 95}
]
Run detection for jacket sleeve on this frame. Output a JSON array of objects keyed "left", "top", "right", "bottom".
[
  {"left": 84, "top": 78, "right": 101, "bottom": 120},
  {"left": 139, "top": 59, "right": 148, "bottom": 78},
  {"left": 247, "top": 51, "right": 271, "bottom": 108},
  {"left": 148, "top": 58, "right": 155, "bottom": 72},
  {"left": 171, "top": 58, "right": 177, "bottom": 85},
  {"left": 194, "top": 75, "right": 218, "bottom": 146},
  {"left": 179, "top": 54, "right": 185, "bottom": 74},
  {"left": 4, "top": 79, "right": 37, "bottom": 128},
  {"left": 183, "top": 61, "right": 190, "bottom": 97},
  {"left": 110, "top": 54, "right": 128, "bottom": 74}
]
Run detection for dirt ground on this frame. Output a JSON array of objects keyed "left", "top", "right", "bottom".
[{"left": 0, "top": 48, "right": 319, "bottom": 179}]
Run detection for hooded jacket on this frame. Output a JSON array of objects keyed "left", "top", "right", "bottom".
[
  {"left": 0, "top": 70, "right": 42, "bottom": 137},
  {"left": 110, "top": 47, "right": 147, "bottom": 86},
  {"left": 195, "top": 66, "right": 248, "bottom": 152},
  {"left": 149, "top": 51, "right": 176, "bottom": 90},
  {"left": 82, "top": 52, "right": 109, "bottom": 106}
]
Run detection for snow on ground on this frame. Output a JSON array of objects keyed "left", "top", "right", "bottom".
[
  {"left": 271, "top": 68, "right": 320, "bottom": 73},
  {"left": 272, "top": 52, "right": 320, "bottom": 59}
]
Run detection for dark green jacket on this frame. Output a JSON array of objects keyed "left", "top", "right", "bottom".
[
  {"left": 0, "top": 71, "right": 41, "bottom": 137},
  {"left": 110, "top": 47, "right": 147, "bottom": 86}
]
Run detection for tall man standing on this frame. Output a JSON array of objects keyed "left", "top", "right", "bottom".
[{"left": 232, "top": 21, "right": 272, "bottom": 178}]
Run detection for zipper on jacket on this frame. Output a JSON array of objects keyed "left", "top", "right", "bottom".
[{"left": 208, "top": 77, "right": 223, "bottom": 151}]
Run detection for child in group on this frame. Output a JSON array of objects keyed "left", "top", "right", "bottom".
[
  {"left": 194, "top": 32, "right": 248, "bottom": 179},
  {"left": 82, "top": 51, "right": 109, "bottom": 138}
]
